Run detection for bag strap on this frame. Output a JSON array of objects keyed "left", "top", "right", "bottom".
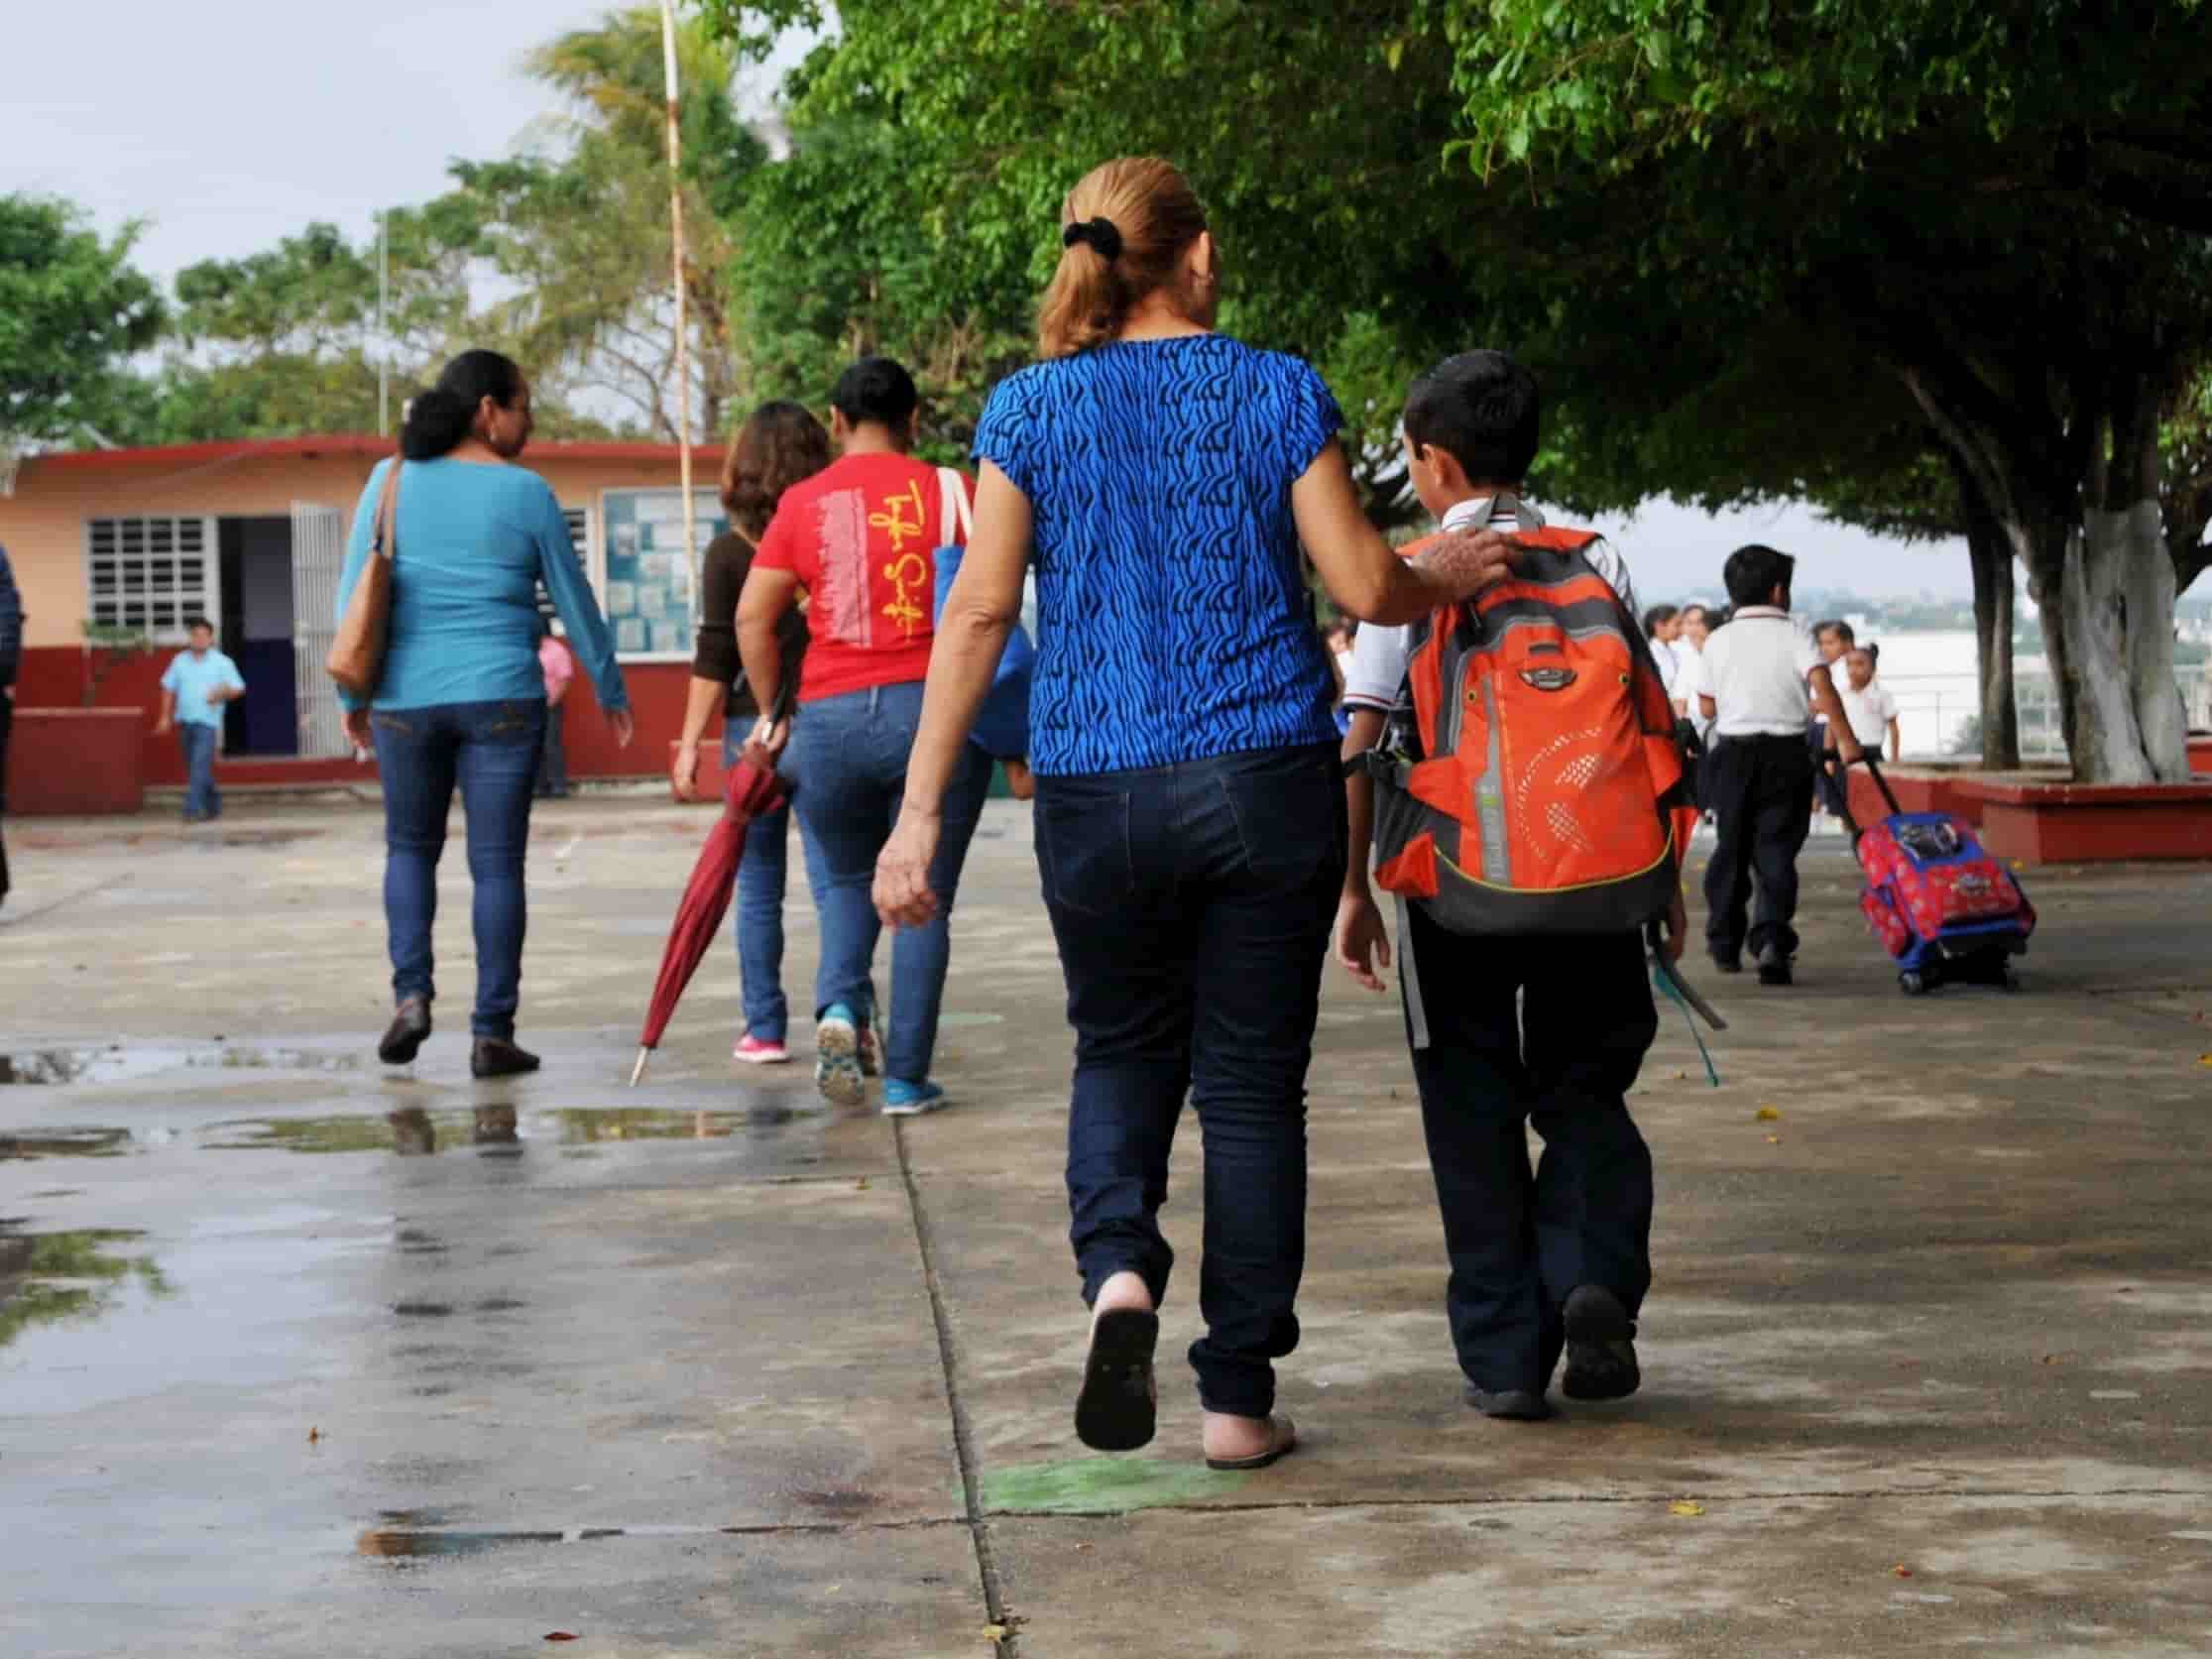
[
  {"left": 372, "top": 458, "right": 403, "bottom": 562},
  {"left": 936, "top": 466, "right": 973, "bottom": 544}
]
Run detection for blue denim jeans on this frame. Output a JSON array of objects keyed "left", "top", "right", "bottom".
[
  {"left": 723, "top": 724, "right": 832, "bottom": 1044},
  {"left": 371, "top": 699, "right": 545, "bottom": 1040},
  {"left": 178, "top": 723, "right": 220, "bottom": 819},
  {"left": 784, "top": 681, "right": 992, "bottom": 1083},
  {"left": 1037, "top": 742, "right": 1346, "bottom": 1416}
]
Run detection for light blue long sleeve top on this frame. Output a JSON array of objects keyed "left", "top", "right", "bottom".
[{"left": 333, "top": 456, "right": 627, "bottom": 713}]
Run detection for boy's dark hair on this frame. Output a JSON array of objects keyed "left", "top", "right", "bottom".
[
  {"left": 831, "top": 356, "right": 920, "bottom": 430},
  {"left": 1403, "top": 350, "right": 1540, "bottom": 484},
  {"left": 1814, "top": 618, "right": 1855, "bottom": 646},
  {"left": 1680, "top": 603, "right": 1711, "bottom": 625},
  {"left": 1642, "top": 604, "right": 1680, "bottom": 637},
  {"left": 185, "top": 615, "right": 214, "bottom": 634},
  {"left": 1723, "top": 544, "right": 1796, "bottom": 610}
]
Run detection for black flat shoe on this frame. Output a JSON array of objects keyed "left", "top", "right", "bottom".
[
  {"left": 1465, "top": 1384, "right": 1554, "bottom": 1421},
  {"left": 470, "top": 1036, "right": 541, "bottom": 1079},
  {"left": 1561, "top": 1284, "right": 1641, "bottom": 1402},
  {"left": 1074, "top": 1307, "right": 1159, "bottom": 1452},
  {"left": 1755, "top": 944, "right": 1794, "bottom": 987},
  {"left": 378, "top": 998, "right": 432, "bottom": 1065},
  {"left": 1708, "top": 951, "right": 1743, "bottom": 975}
]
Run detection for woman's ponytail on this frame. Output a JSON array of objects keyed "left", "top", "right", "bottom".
[
  {"left": 400, "top": 349, "right": 524, "bottom": 459},
  {"left": 1036, "top": 159, "right": 1211, "bottom": 359}
]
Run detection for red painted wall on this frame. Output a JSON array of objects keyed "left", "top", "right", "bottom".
[{"left": 14, "top": 647, "right": 705, "bottom": 792}]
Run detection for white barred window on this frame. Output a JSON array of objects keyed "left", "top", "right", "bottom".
[{"left": 85, "top": 516, "right": 216, "bottom": 639}]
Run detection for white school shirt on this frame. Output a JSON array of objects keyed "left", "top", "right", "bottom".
[
  {"left": 1835, "top": 675, "right": 1899, "bottom": 746},
  {"left": 1338, "top": 495, "right": 1639, "bottom": 713},
  {"left": 1695, "top": 606, "right": 1824, "bottom": 737},
  {"left": 1648, "top": 636, "right": 1681, "bottom": 694}
]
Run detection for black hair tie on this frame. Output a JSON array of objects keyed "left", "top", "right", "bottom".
[{"left": 1062, "top": 216, "right": 1123, "bottom": 262}]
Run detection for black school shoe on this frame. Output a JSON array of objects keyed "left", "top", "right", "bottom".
[
  {"left": 470, "top": 1036, "right": 541, "bottom": 1079},
  {"left": 1465, "top": 1384, "right": 1555, "bottom": 1421},
  {"left": 1561, "top": 1285, "right": 1642, "bottom": 1402},
  {"left": 378, "top": 998, "right": 432, "bottom": 1065},
  {"left": 1708, "top": 948, "right": 1743, "bottom": 974},
  {"left": 1755, "top": 943, "right": 1794, "bottom": 987}
]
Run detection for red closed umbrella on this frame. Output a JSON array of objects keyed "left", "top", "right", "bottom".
[{"left": 630, "top": 740, "right": 789, "bottom": 1086}]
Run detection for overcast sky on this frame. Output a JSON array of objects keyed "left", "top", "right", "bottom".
[{"left": 2, "top": 1, "right": 1974, "bottom": 598}]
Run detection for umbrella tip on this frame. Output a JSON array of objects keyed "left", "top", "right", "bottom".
[{"left": 630, "top": 1047, "right": 650, "bottom": 1088}]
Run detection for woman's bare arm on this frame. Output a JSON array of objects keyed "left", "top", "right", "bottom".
[{"left": 1291, "top": 440, "right": 1513, "bottom": 625}]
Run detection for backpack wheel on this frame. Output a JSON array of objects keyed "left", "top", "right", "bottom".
[{"left": 1899, "top": 971, "right": 1928, "bottom": 997}]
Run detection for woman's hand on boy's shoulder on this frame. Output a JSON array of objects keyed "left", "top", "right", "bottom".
[{"left": 1410, "top": 528, "right": 1517, "bottom": 602}]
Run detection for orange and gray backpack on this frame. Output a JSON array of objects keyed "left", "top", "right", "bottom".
[{"left": 1365, "top": 519, "right": 1698, "bottom": 937}]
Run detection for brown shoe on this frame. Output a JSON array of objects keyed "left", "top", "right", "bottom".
[
  {"left": 470, "top": 1037, "right": 540, "bottom": 1079},
  {"left": 378, "top": 998, "right": 432, "bottom": 1065}
]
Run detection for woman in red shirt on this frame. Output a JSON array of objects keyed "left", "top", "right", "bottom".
[{"left": 736, "top": 358, "right": 990, "bottom": 1117}]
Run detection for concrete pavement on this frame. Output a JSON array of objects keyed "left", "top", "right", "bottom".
[{"left": 2, "top": 795, "right": 2209, "bottom": 1656}]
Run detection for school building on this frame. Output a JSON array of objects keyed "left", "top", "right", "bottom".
[{"left": 0, "top": 434, "right": 725, "bottom": 804}]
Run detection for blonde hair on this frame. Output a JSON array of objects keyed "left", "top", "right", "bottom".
[{"left": 1037, "top": 158, "right": 1212, "bottom": 359}]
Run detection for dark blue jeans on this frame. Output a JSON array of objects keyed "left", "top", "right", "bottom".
[
  {"left": 178, "top": 723, "right": 220, "bottom": 819},
  {"left": 1401, "top": 906, "right": 1656, "bottom": 1396},
  {"left": 785, "top": 681, "right": 992, "bottom": 1081},
  {"left": 1039, "top": 742, "right": 1346, "bottom": 1417},
  {"left": 723, "top": 724, "right": 833, "bottom": 1044},
  {"left": 371, "top": 700, "right": 545, "bottom": 1040}
]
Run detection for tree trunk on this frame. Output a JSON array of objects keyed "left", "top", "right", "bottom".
[
  {"left": 1956, "top": 463, "right": 2020, "bottom": 769},
  {"left": 2067, "top": 382, "right": 2191, "bottom": 783}
]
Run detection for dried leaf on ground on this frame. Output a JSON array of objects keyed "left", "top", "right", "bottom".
[
  {"left": 1669, "top": 1499, "right": 1705, "bottom": 1517},
  {"left": 544, "top": 1635, "right": 580, "bottom": 1644},
  {"left": 1756, "top": 1106, "right": 1782, "bottom": 1122},
  {"left": 1892, "top": 1565, "right": 1914, "bottom": 1578}
]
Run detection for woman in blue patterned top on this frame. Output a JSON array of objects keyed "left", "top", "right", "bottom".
[{"left": 874, "top": 158, "right": 1514, "bottom": 1470}]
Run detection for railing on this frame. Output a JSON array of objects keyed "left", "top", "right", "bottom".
[{"left": 1883, "top": 669, "right": 2201, "bottom": 760}]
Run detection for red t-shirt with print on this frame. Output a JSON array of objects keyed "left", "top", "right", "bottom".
[{"left": 754, "top": 451, "right": 973, "bottom": 704}]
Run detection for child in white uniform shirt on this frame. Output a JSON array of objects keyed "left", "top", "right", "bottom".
[
  {"left": 1694, "top": 546, "right": 1860, "bottom": 986},
  {"left": 1830, "top": 646, "right": 1900, "bottom": 766}
]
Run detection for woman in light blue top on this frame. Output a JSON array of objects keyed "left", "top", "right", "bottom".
[{"left": 334, "top": 350, "right": 633, "bottom": 1078}]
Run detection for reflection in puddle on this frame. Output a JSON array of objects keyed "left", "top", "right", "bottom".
[
  {"left": 0, "top": 1043, "right": 359, "bottom": 1086},
  {"left": 357, "top": 1517, "right": 620, "bottom": 1561},
  {"left": 0, "top": 1126, "right": 133, "bottom": 1160},
  {"left": 0, "top": 1224, "right": 172, "bottom": 1351},
  {"left": 207, "top": 1102, "right": 810, "bottom": 1154}
]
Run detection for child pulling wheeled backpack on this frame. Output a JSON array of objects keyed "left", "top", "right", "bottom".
[{"left": 1833, "top": 755, "right": 2036, "bottom": 995}]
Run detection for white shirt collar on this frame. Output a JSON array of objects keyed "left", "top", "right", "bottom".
[
  {"left": 1440, "top": 493, "right": 1544, "bottom": 534},
  {"left": 1732, "top": 605, "right": 1790, "bottom": 620}
]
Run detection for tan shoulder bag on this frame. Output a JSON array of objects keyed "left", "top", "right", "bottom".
[{"left": 327, "top": 458, "right": 401, "bottom": 699}]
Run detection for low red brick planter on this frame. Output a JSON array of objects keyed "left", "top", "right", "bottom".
[
  {"left": 9, "top": 707, "right": 147, "bottom": 815},
  {"left": 1950, "top": 775, "right": 2212, "bottom": 866},
  {"left": 2190, "top": 734, "right": 2212, "bottom": 775}
]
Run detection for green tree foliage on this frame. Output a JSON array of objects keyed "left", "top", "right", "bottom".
[
  {"left": 697, "top": 0, "right": 2211, "bottom": 779},
  {"left": 0, "top": 195, "right": 164, "bottom": 443}
]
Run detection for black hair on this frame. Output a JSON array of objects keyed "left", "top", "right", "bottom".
[
  {"left": 1403, "top": 350, "right": 1541, "bottom": 484},
  {"left": 1815, "top": 618, "right": 1856, "bottom": 646},
  {"left": 184, "top": 615, "right": 214, "bottom": 634},
  {"left": 1723, "top": 544, "right": 1796, "bottom": 610},
  {"left": 1680, "top": 603, "right": 1711, "bottom": 625},
  {"left": 831, "top": 356, "right": 920, "bottom": 431},
  {"left": 402, "top": 349, "right": 525, "bottom": 460},
  {"left": 1642, "top": 604, "right": 1680, "bottom": 637}
]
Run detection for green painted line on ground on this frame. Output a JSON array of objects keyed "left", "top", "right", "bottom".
[{"left": 978, "top": 1456, "right": 1249, "bottom": 1515}]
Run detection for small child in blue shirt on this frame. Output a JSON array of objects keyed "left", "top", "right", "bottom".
[{"left": 155, "top": 617, "right": 245, "bottom": 822}]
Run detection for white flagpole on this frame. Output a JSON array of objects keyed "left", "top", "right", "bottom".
[{"left": 659, "top": 1, "right": 697, "bottom": 602}]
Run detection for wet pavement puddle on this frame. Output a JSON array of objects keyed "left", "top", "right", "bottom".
[
  {"left": 0, "top": 1043, "right": 361, "bottom": 1086},
  {"left": 0, "top": 1222, "right": 171, "bottom": 1351}
]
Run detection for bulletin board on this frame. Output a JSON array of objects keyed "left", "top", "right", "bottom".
[{"left": 597, "top": 488, "right": 727, "bottom": 661}]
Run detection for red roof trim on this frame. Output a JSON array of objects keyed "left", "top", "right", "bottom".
[{"left": 22, "top": 434, "right": 723, "bottom": 475}]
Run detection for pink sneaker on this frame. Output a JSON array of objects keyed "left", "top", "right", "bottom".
[{"left": 734, "top": 1034, "right": 790, "bottom": 1066}]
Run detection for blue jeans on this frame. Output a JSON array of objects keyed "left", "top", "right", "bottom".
[
  {"left": 722, "top": 724, "right": 832, "bottom": 1044},
  {"left": 178, "top": 723, "right": 220, "bottom": 819},
  {"left": 1038, "top": 743, "right": 1346, "bottom": 1417},
  {"left": 785, "top": 682, "right": 992, "bottom": 1083},
  {"left": 371, "top": 699, "right": 545, "bottom": 1040}
]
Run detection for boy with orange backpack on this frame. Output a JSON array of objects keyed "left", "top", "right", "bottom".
[{"left": 1335, "top": 351, "right": 1695, "bottom": 1422}]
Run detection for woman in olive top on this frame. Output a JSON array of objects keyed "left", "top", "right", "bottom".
[
  {"left": 336, "top": 350, "right": 632, "bottom": 1079},
  {"left": 672, "top": 401, "right": 831, "bottom": 1066}
]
